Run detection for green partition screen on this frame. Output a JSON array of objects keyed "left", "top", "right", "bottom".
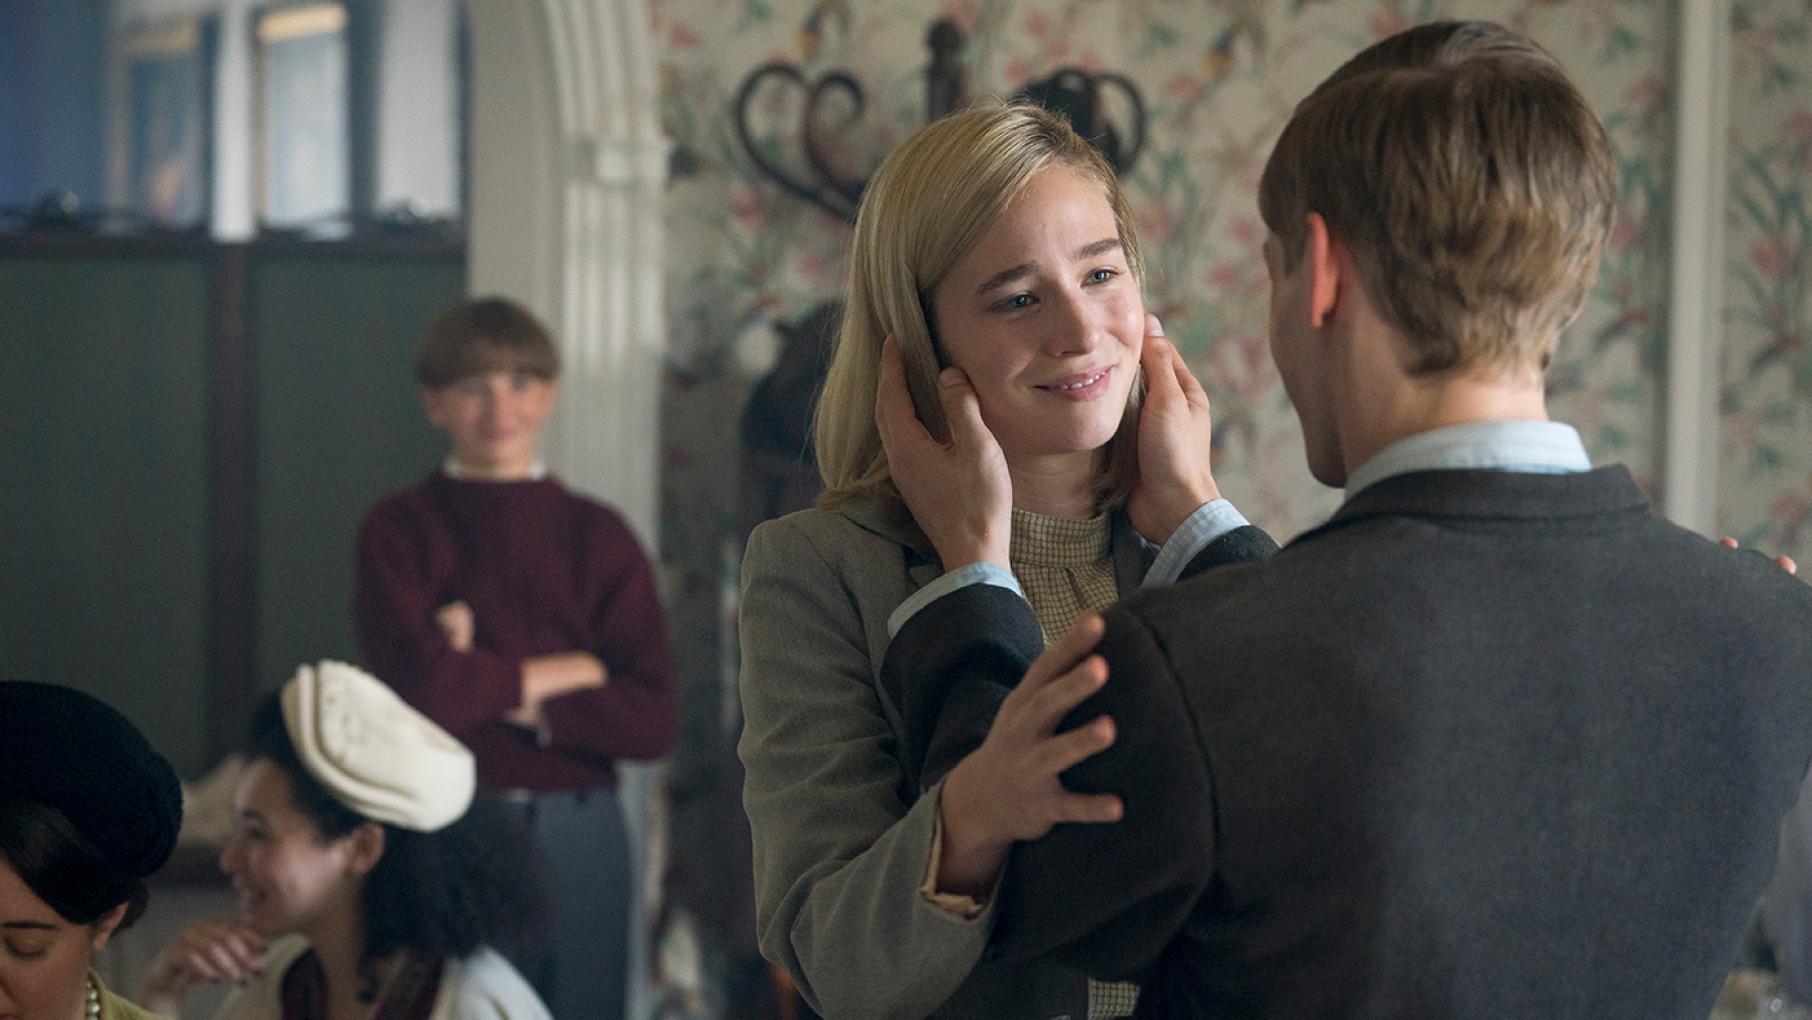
[
  {"left": 248, "top": 248, "right": 464, "bottom": 694},
  {"left": 0, "top": 251, "right": 213, "bottom": 776}
]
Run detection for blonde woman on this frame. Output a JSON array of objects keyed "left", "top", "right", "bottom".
[{"left": 738, "top": 103, "right": 1276, "bottom": 1019}]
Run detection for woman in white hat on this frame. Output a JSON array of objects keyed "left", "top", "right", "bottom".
[{"left": 138, "top": 662, "right": 551, "bottom": 1020}]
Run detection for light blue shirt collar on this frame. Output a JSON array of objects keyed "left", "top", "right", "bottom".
[{"left": 1344, "top": 420, "right": 1591, "bottom": 497}]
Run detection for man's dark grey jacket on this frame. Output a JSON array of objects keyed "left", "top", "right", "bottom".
[{"left": 887, "top": 467, "right": 1812, "bottom": 1018}]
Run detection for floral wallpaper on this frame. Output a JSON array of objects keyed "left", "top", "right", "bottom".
[
  {"left": 655, "top": 0, "right": 1670, "bottom": 550},
  {"left": 1718, "top": 0, "right": 1812, "bottom": 559},
  {"left": 650, "top": 0, "right": 1684, "bottom": 1010}
]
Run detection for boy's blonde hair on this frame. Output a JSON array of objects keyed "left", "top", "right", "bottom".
[
  {"left": 1258, "top": 21, "right": 1617, "bottom": 375},
  {"left": 815, "top": 102, "right": 1145, "bottom": 512}
]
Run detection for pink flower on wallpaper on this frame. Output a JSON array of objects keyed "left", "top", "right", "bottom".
[
  {"left": 1785, "top": 109, "right": 1812, "bottom": 144},
  {"left": 1770, "top": 491, "right": 1811, "bottom": 524},
  {"left": 1024, "top": 10, "right": 1052, "bottom": 39},
  {"left": 729, "top": 183, "right": 768, "bottom": 230},
  {"left": 1165, "top": 72, "right": 1202, "bottom": 102},
  {"left": 1004, "top": 57, "right": 1035, "bottom": 87},
  {"left": 1368, "top": 9, "right": 1409, "bottom": 40},
  {"left": 1210, "top": 330, "right": 1271, "bottom": 386},
  {"left": 1208, "top": 261, "right": 1244, "bottom": 292},
  {"left": 1135, "top": 200, "right": 1174, "bottom": 246},
  {"left": 1607, "top": 217, "right": 1638, "bottom": 253},
  {"left": 1753, "top": 238, "right": 1796, "bottom": 282},
  {"left": 792, "top": 250, "right": 836, "bottom": 289},
  {"left": 670, "top": 24, "right": 699, "bottom": 49},
  {"left": 939, "top": 0, "right": 978, "bottom": 32},
  {"left": 1228, "top": 217, "right": 1262, "bottom": 247},
  {"left": 1623, "top": 75, "right": 1664, "bottom": 111}
]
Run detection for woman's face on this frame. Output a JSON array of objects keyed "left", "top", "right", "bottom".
[
  {"left": 218, "top": 759, "right": 364, "bottom": 939},
  {"left": 0, "top": 855, "right": 122, "bottom": 1020},
  {"left": 928, "top": 165, "right": 1144, "bottom": 469}
]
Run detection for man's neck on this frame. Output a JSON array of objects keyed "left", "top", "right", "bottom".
[{"left": 1338, "top": 364, "right": 1549, "bottom": 482}]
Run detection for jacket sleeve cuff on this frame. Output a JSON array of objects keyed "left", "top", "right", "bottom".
[
  {"left": 888, "top": 562, "right": 1025, "bottom": 637},
  {"left": 1142, "top": 499, "right": 1250, "bottom": 586}
]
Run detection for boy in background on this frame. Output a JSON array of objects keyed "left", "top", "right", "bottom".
[{"left": 356, "top": 296, "right": 675, "bottom": 1020}]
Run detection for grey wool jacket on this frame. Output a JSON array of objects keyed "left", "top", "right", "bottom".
[
  {"left": 738, "top": 497, "right": 1275, "bottom": 1019},
  {"left": 737, "top": 498, "right": 1153, "bottom": 1020},
  {"left": 886, "top": 467, "right": 1812, "bottom": 1018}
]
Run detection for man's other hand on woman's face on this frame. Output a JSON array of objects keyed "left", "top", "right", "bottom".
[{"left": 1127, "top": 314, "right": 1223, "bottom": 545}]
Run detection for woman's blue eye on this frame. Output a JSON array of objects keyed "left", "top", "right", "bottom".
[
  {"left": 992, "top": 293, "right": 1036, "bottom": 312},
  {"left": 1088, "top": 268, "right": 1117, "bottom": 284}
]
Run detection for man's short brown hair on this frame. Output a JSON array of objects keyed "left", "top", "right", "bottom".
[
  {"left": 1258, "top": 21, "right": 1617, "bottom": 375},
  {"left": 416, "top": 297, "right": 560, "bottom": 388}
]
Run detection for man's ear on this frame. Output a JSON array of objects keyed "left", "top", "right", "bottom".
[
  {"left": 1304, "top": 212, "right": 1340, "bottom": 329},
  {"left": 345, "top": 821, "right": 387, "bottom": 878},
  {"left": 89, "top": 901, "right": 130, "bottom": 951}
]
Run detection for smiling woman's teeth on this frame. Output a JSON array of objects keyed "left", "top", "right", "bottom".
[{"left": 1052, "top": 369, "right": 1108, "bottom": 390}]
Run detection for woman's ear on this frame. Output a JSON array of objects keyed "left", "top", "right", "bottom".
[
  {"left": 89, "top": 901, "right": 130, "bottom": 951},
  {"left": 345, "top": 822, "right": 387, "bottom": 878}
]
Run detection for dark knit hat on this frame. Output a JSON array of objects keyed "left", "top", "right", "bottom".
[{"left": 0, "top": 682, "right": 183, "bottom": 878}]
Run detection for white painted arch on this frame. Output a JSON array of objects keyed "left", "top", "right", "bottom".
[
  {"left": 465, "top": 4, "right": 668, "bottom": 1017},
  {"left": 467, "top": 0, "right": 667, "bottom": 544}
]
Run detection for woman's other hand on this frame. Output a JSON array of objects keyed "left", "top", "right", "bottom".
[
  {"left": 875, "top": 335, "right": 1013, "bottom": 570},
  {"left": 935, "top": 613, "right": 1124, "bottom": 897},
  {"left": 1128, "top": 315, "right": 1222, "bottom": 545},
  {"left": 137, "top": 918, "right": 267, "bottom": 1011},
  {"left": 1720, "top": 536, "right": 1798, "bottom": 575}
]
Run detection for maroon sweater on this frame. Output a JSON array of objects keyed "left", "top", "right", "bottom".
[{"left": 355, "top": 472, "right": 676, "bottom": 791}]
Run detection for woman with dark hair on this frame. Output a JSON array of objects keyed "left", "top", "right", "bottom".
[
  {"left": 138, "top": 661, "right": 551, "bottom": 1019},
  {"left": 0, "top": 680, "right": 184, "bottom": 1020}
]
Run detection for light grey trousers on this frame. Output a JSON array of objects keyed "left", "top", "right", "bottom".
[{"left": 504, "top": 787, "right": 631, "bottom": 1020}]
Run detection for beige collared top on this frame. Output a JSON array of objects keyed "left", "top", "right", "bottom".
[{"left": 922, "top": 506, "right": 1139, "bottom": 1018}]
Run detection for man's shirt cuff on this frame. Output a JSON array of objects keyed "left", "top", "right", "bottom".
[
  {"left": 888, "top": 562, "right": 1025, "bottom": 637},
  {"left": 1142, "top": 499, "right": 1248, "bottom": 586}
]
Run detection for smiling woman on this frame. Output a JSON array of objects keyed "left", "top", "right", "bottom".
[
  {"left": 0, "top": 682, "right": 184, "bottom": 1020},
  {"left": 137, "top": 661, "right": 551, "bottom": 1020},
  {"left": 737, "top": 102, "right": 1277, "bottom": 1020}
]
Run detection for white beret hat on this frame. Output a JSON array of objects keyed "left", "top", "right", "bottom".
[{"left": 280, "top": 660, "right": 476, "bottom": 832}]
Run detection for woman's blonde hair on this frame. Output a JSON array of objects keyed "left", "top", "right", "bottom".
[{"left": 814, "top": 102, "right": 1146, "bottom": 512}]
